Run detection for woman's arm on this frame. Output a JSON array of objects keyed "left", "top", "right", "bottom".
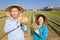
[{"left": 35, "top": 25, "right": 48, "bottom": 39}]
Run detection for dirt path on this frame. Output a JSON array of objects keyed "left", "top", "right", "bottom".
[{"left": 47, "top": 26, "right": 60, "bottom": 40}]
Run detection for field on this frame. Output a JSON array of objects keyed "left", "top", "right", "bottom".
[{"left": 0, "top": 11, "right": 60, "bottom": 40}]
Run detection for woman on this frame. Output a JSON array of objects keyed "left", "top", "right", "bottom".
[
  {"left": 31, "top": 14, "right": 48, "bottom": 40},
  {"left": 4, "top": 5, "right": 28, "bottom": 40}
]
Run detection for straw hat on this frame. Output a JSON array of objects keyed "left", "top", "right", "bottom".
[{"left": 5, "top": 4, "right": 24, "bottom": 17}]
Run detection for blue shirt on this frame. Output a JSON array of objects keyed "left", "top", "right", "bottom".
[
  {"left": 31, "top": 24, "right": 48, "bottom": 40},
  {"left": 4, "top": 17, "right": 27, "bottom": 40}
]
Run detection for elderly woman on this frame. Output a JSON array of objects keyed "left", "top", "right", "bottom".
[
  {"left": 4, "top": 5, "right": 28, "bottom": 40},
  {"left": 31, "top": 14, "right": 48, "bottom": 40}
]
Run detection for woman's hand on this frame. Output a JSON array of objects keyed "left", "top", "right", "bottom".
[
  {"left": 30, "top": 23, "right": 38, "bottom": 31},
  {"left": 35, "top": 29, "right": 40, "bottom": 34}
]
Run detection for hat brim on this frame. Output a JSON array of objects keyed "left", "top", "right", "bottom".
[{"left": 5, "top": 5, "right": 24, "bottom": 13}]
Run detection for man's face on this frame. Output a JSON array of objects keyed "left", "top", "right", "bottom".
[{"left": 10, "top": 8, "right": 20, "bottom": 19}]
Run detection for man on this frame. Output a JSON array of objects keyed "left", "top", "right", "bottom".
[{"left": 4, "top": 5, "right": 27, "bottom": 40}]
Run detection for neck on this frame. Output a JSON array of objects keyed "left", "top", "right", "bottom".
[
  {"left": 38, "top": 24, "right": 42, "bottom": 28},
  {"left": 13, "top": 17, "right": 18, "bottom": 20}
]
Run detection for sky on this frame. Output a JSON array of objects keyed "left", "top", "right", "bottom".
[{"left": 0, "top": 0, "right": 60, "bottom": 10}]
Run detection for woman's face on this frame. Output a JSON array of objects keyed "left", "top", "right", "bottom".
[
  {"left": 38, "top": 17, "right": 44, "bottom": 25},
  {"left": 10, "top": 8, "right": 20, "bottom": 19}
]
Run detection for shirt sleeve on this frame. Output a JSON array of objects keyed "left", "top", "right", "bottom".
[
  {"left": 4, "top": 19, "right": 17, "bottom": 33},
  {"left": 30, "top": 30, "right": 35, "bottom": 36},
  {"left": 21, "top": 24, "right": 27, "bottom": 32}
]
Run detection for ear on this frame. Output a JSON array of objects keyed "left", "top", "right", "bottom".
[
  {"left": 19, "top": 11, "right": 20, "bottom": 13},
  {"left": 18, "top": 11, "right": 21, "bottom": 16}
]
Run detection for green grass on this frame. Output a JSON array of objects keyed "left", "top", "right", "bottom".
[
  {"left": 0, "top": 11, "right": 5, "bottom": 15},
  {"left": 0, "top": 11, "right": 60, "bottom": 40}
]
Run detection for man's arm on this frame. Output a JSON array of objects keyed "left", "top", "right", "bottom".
[
  {"left": 20, "top": 24, "right": 27, "bottom": 32},
  {"left": 4, "top": 19, "right": 17, "bottom": 33}
]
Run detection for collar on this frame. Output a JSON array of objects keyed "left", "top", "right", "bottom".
[{"left": 10, "top": 16, "right": 22, "bottom": 21}]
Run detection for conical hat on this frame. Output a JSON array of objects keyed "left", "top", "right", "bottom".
[{"left": 5, "top": 4, "right": 24, "bottom": 17}]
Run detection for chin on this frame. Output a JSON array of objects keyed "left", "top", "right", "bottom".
[
  {"left": 39, "top": 23, "right": 43, "bottom": 25},
  {"left": 13, "top": 16, "right": 18, "bottom": 17},
  {"left": 12, "top": 16, "right": 17, "bottom": 18}
]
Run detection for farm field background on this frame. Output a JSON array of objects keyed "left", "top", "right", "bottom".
[{"left": 0, "top": 11, "right": 60, "bottom": 40}]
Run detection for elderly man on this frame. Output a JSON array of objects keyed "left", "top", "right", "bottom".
[{"left": 4, "top": 5, "right": 28, "bottom": 40}]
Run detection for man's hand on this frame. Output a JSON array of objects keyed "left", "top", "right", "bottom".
[{"left": 16, "top": 21, "right": 20, "bottom": 27}]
